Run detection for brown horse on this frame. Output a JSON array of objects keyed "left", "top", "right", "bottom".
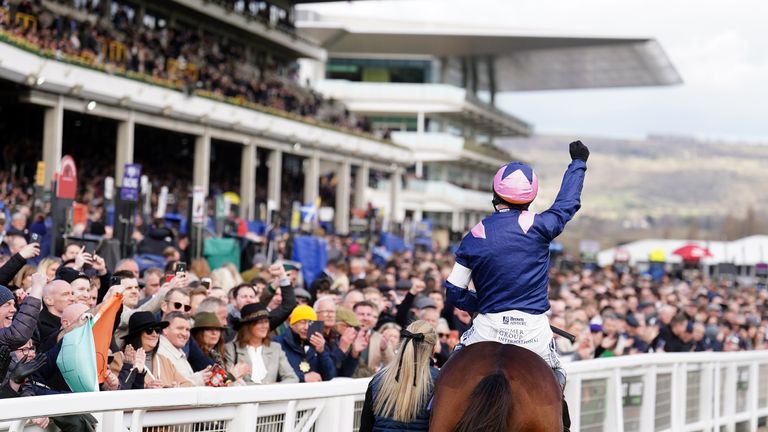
[{"left": 429, "top": 342, "right": 562, "bottom": 432}]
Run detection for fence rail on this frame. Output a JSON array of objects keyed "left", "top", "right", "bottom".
[{"left": 2, "top": 352, "right": 768, "bottom": 431}]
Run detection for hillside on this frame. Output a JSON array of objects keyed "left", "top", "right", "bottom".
[{"left": 498, "top": 135, "right": 768, "bottom": 247}]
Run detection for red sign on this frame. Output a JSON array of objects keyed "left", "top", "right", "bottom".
[{"left": 56, "top": 155, "right": 77, "bottom": 200}]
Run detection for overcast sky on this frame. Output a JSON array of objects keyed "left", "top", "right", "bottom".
[{"left": 303, "top": 0, "right": 768, "bottom": 143}]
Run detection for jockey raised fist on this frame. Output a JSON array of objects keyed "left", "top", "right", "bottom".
[{"left": 569, "top": 140, "right": 589, "bottom": 162}]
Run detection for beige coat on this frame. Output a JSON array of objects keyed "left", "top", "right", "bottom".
[
  {"left": 110, "top": 351, "right": 194, "bottom": 388},
  {"left": 224, "top": 341, "right": 299, "bottom": 384}
]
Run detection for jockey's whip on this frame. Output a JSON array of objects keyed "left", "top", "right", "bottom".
[{"left": 551, "top": 325, "right": 576, "bottom": 343}]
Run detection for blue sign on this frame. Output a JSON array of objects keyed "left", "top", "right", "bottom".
[{"left": 120, "top": 164, "right": 142, "bottom": 202}]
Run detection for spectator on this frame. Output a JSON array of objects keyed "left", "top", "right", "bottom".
[
  {"left": 190, "top": 312, "right": 228, "bottom": 367},
  {"left": 274, "top": 305, "right": 335, "bottom": 382},
  {"left": 353, "top": 301, "right": 395, "bottom": 378},
  {"left": 157, "top": 311, "right": 211, "bottom": 386},
  {"left": 359, "top": 320, "right": 439, "bottom": 432},
  {"left": 224, "top": 303, "right": 297, "bottom": 384},
  {"left": 113, "top": 311, "right": 178, "bottom": 389},
  {"left": 1, "top": 274, "right": 45, "bottom": 351},
  {"left": 37, "top": 280, "right": 74, "bottom": 352}
]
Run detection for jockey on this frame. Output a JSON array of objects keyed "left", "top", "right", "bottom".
[{"left": 444, "top": 140, "right": 589, "bottom": 432}]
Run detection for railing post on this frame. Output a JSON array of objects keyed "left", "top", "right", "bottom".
[
  {"left": 315, "top": 396, "right": 342, "bottom": 432},
  {"left": 607, "top": 368, "right": 623, "bottom": 431},
  {"left": 564, "top": 374, "right": 581, "bottom": 432},
  {"left": 229, "top": 403, "right": 258, "bottom": 431},
  {"left": 640, "top": 365, "right": 656, "bottom": 432},
  {"left": 749, "top": 362, "right": 759, "bottom": 432},
  {"left": 99, "top": 410, "right": 124, "bottom": 432}
]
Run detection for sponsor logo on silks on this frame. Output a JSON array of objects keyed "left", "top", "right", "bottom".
[{"left": 502, "top": 316, "right": 526, "bottom": 325}]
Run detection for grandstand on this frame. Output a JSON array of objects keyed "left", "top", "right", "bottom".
[
  {"left": 0, "top": 0, "right": 681, "bottom": 240},
  {"left": 295, "top": 7, "right": 681, "bottom": 234}
]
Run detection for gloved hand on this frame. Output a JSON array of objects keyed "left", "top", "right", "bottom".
[
  {"left": 569, "top": 140, "right": 589, "bottom": 162},
  {"left": 0, "top": 345, "right": 10, "bottom": 380},
  {"left": 9, "top": 353, "right": 47, "bottom": 384}
]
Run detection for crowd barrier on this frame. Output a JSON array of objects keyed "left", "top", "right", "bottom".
[{"left": 2, "top": 351, "right": 768, "bottom": 431}]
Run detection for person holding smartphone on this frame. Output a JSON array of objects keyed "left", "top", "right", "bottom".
[{"left": 273, "top": 305, "right": 336, "bottom": 382}]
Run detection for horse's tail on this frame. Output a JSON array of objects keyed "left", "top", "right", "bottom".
[{"left": 453, "top": 371, "right": 512, "bottom": 432}]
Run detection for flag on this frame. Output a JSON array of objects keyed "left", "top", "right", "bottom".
[
  {"left": 57, "top": 318, "right": 99, "bottom": 392},
  {"left": 93, "top": 294, "right": 122, "bottom": 383}
]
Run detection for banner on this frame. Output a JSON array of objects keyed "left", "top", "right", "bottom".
[
  {"left": 120, "top": 164, "right": 142, "bottom": 202},
  {"left": 93, "top": 294, "right": 122, "bottom": 383},
  {"left": 57, "top": 318, "right": 98, "bottom": 392}
]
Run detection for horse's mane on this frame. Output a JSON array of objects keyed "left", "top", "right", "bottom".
[{"left": 453, "top": 371, "right": 512, "bottom": 432}]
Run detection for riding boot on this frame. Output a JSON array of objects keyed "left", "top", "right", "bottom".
[{"left": 553, "top": 368, "right": 571, "bottom": 432}]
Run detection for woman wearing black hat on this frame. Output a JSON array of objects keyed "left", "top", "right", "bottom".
[
  {"left": 111, "top": 311, "right": 191, "bottom": 388},
  {"left": 224, "top": 303, "right": 298, "bottom": 384}
]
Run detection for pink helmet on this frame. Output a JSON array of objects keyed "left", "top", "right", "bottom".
[{"left": 492, "top": 162, "right": 538, "bottom": 205}]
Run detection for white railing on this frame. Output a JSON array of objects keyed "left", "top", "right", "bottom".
[{"left": 2, "top": 351, "right": 768, "bottom": 431}]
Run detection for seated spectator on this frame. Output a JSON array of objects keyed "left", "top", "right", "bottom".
[
  {"left": 157, "top": 311, "right": 211, "bottom": 386},
  {"left": 274, "top": 305, "right": 335, "bottom": 382},
  {"left": 224, "top": 303, "right": 297, "bottom": 384}
]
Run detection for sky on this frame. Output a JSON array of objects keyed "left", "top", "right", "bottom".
[{"left": 302, "top": 0, "right": 768, "bottom": 143}]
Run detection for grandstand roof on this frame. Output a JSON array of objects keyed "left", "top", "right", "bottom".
[{"left": 297, "top": 18, "right": 682, "bottom": 91}]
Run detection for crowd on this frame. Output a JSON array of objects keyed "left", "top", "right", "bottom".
[{"left": 0, "top": 0, "right": 378, "bottom": 136}]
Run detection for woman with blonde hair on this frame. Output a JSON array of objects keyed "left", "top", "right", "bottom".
[
  {"left": 359, "top": 320, "right": 439, "bottom": 431},
  {"left": 37, "top": 257, "right": 61, "bottom": 282}
]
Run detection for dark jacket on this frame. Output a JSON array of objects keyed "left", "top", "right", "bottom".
[
  {"left": 35, "top": 306, "right": 61, "bottom": 353},
  {"left": 359, "top": 367, "right": 440, "bottom": 432},
  {"left": 0, "top": 297, "right": 41, "bottom": 350},
  {"left": 325, "top": 328, "right": 359, "bottom": 378},
  {"left": 273, "top": 329, "right": 336, "bottom": 382},
  {"left": 0, "top": 253, "right": 28, "bottom": 286}
]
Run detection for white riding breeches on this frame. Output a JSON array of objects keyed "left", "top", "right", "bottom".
[{"left": 459, "top": 309, "right": 563, "bottom": 374}]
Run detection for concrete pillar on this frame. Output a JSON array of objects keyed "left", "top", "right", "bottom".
[
  {"left": 303, "top": 153, "right": 320, "bottom": 205},
  {"left": 193, "top": 129, "right": 211, "bottom": 196},
  {"left": 115, "top": 111, "right": 135, "bottom": 186},
  {"left": 353, "top": 160, "right": 369, "bottom": 209},
  {"left": 335, "top": 159, "right": 351, "bottom": 234},
  {"left": 240, "top": 143, "right": 256, "bottom": 220},
  {"left": 42, "top": 95, "right": 64, "bottom": 190},
  {"left": 415, "top": 161, "right": 424, "bottom": 179},
  {"left": 451, "top": 210, "right": 462, "bottom": 232},
  {"left": 413, "top": 208, "right": 423, "bottom": 222},
  {"left": 267, "top": 149, "right": 283, "bottom": 214},
  {"left": 417, "top": 111, "right": 425, "bottom": 134},
  {"left": 389, "top": 168, "right": 402, "bottom": 226}
]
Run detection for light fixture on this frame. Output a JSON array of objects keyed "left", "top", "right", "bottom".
[
  {"left": 86, "top": 100, "right": 97, "bottom": 111},
  {"left": 35, "top": 76, "right": 46, "bottom": 86},
  {"left": 118, "top": 96, "right": 130, "bottom": 107},
  {"left": 162, "top": 105, "right": 173, "bottom": 116},
  {"left": 25, "top": 74, "right": 36, "bottom": 86},
  {"left": 293, "top": 143, "right": 302, "bottom": 151},
  {"left": 70, "top": 84, "right": 83, "bottom": 96}
]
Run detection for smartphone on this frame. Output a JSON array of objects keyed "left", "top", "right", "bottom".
[
  {"left": 175, "top": 261, "right": 187, "bottom": 273},
  {"left": 307, "top": 320, "right": 324, "bottom": 341},
  {"left": 29, "top": 233, "right": 40, "bottom": 244},
  {"left": 109, "top": 276, "right": 122, "bottom": 287}
]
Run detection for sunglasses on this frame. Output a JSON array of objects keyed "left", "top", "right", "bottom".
[
  {"left": 172, "top": 302, "right": 192, "bottom": 312},
  {"left": 438, "top": 333, "right": 449, "bottom": 338},
  {"left": 144, "top": 327, "right": 162, "bottom": 335}
]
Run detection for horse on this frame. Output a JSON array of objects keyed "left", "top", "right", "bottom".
[{"left": 429, "top": 342, "right": 563, "bottom": 432}]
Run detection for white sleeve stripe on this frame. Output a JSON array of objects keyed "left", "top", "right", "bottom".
[{"left": 447, "top": 263, "right": 472, "bottom": 289}]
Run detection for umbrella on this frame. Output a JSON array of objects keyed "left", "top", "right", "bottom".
[{"left": 672, "top": 244, "right": 713, "bottom": 261}]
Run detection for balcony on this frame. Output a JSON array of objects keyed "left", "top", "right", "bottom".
[
  {"left": 368, "top": 179, "right": 492, "bottom": 213},
  {"left": 313, "top": 80, "right": 532, "bottom": 136}
]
